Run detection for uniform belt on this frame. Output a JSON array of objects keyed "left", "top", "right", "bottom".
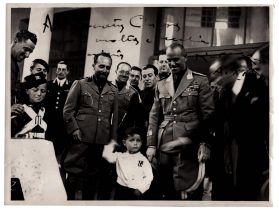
[{"left": 164, "top": 115, "right": 197, "bottom": 122}]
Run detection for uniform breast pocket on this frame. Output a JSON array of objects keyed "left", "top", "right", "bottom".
[
  {"left": 181, "top": 90, "right": 198, "bottom": 106},
  {"left": 81, "top": 92, "right": 93, "bottom": 106},
  {"left": 103, "top": 93, "right": 115, "bottom": 111}
]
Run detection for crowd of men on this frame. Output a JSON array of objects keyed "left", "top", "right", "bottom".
[{"left": 10, "top": 30, "right": 269, "bottom": 201}]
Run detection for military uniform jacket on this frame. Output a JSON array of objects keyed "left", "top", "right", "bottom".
[
  {"left": 63, "top": 77, "right": 118, "bottom": 145},
  {"left": 46, "top": 78, "right": 72, "bottom": 116},
  {"left": 147, "top": 69, "right": 214, "bottom": 149},
  {"left": 112, "top": 81, "right": 138, "bottom": 126}
]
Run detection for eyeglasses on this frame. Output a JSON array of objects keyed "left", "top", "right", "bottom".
[{"left": 118, "top": 70, "right": 130, "bottom": 76}]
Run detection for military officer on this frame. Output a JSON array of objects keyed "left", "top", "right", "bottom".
[
  {"left": 146, "top": 43, "right": 214, "bottom": 200},
  {"left": 63, "top": 52, "right": 118, "bottom": 200},
  {"left": 45, "top": 61, "right": 72, "bottom": 164}
]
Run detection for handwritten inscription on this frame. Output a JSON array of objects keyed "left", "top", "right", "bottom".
[
  {"left": 43, "top": 14, "right": 53, "bottom": 33},
  {"left": 129, "top": 15, "right": 143, "bottom": 28},
  {"left": 90, "top": 19, "right": 124, "bottom": 33},
  {"left": 88, "top": 49, "right": 124, "bottom": 60},
  {"left": 90, "top": 14, "right": 209, "bottom": 46},
  {"left": 96, "top": 34, "right": 139, "bottom": 45},
  {"left": 161, "top": 35, "right": 210, "bottom": 45}
]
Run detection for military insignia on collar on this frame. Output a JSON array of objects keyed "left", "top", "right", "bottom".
[
  {"left": 187, "top": 71, "right": 193, "bottom": 80},
  {"left": 147, "top": 129, "right": 153, "bottom": 136}
]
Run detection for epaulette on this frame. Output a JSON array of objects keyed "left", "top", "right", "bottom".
[{"left": 192, "top": 71, "right": 207, "bottom": 77}]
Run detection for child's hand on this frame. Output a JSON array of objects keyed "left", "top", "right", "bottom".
[
  {"left": 134, "top": 189, "right": 142, "bottom": 198},
  {"left": 109, "top": 139, "right": 118, "bottom": 146}
]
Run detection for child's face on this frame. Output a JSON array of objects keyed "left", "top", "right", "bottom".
[
  {"left": 26, "top": 83, "right": 47, "bottom": 104},
  {"left": 123, "top": 134, "right": 142, "bottom": 154}
]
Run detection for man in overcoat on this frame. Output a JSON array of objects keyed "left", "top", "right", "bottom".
[
  {"left": 146, "top": 43, "right": 214, "bottom": 200},
  {"left": 63, "top": 52, "right": 118, "bottom": 200}
]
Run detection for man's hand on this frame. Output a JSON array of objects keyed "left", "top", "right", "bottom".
[
  {"left": 72, "top": 129, "right": 82, "bottom": 142},
  {"left": 11, "top": 104, "right": 24, "bottom": 115},
  {"left": 146, "top": 146, "right": 156, "bottom": 162},
  {"left": 197, "top": 143, "right": 210, "bottom": 162}
]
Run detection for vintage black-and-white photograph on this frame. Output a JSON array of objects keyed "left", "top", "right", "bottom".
[{"left": 5, "top": 4, "right": 271, "bottom": 205}]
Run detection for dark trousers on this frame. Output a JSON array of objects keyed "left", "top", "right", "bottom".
[
  {"left": 63, "top": 142, "right": 113, "bottom": 200},
  {"left": 157, "top": 148, "right": 202, "bottom": 200},
  {"left": 114, "top": 183, "right": 141, "bottom": 200}
]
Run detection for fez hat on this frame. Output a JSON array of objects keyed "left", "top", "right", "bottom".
[{"left": 23, "top": 72, "right": 47, "bottom": 89}]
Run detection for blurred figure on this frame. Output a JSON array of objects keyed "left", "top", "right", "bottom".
[
  {"left": 209, "top": 59, "right": 222, "bottom": 89},
  {"left": 216, "top": 54, "right": 269, "bottom": 200},
  {"left": 158, "top": 54, "right": 171, "bottom": 80},
  {"left": 251, "top": 44, "right": 269, "bottom": 86}
]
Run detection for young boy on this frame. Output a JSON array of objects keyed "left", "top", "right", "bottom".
[
  {"left": 11, "top": 72, "right": 48, "bottom": 139},
  {"left": 102, "top": 127, "right": 153, "bottom": 200}
]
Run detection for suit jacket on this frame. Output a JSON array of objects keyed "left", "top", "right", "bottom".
[{"left": 63, "top": 77, "right": 118, "bottom": 145}]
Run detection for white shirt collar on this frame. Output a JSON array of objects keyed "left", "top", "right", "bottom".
[{"left": 56, "top": 78, "right": 67, "bottom": 86}]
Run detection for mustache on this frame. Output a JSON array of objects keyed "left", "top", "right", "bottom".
[{"left": 96, "top": 71, "right": 109, "bottom": 76}]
